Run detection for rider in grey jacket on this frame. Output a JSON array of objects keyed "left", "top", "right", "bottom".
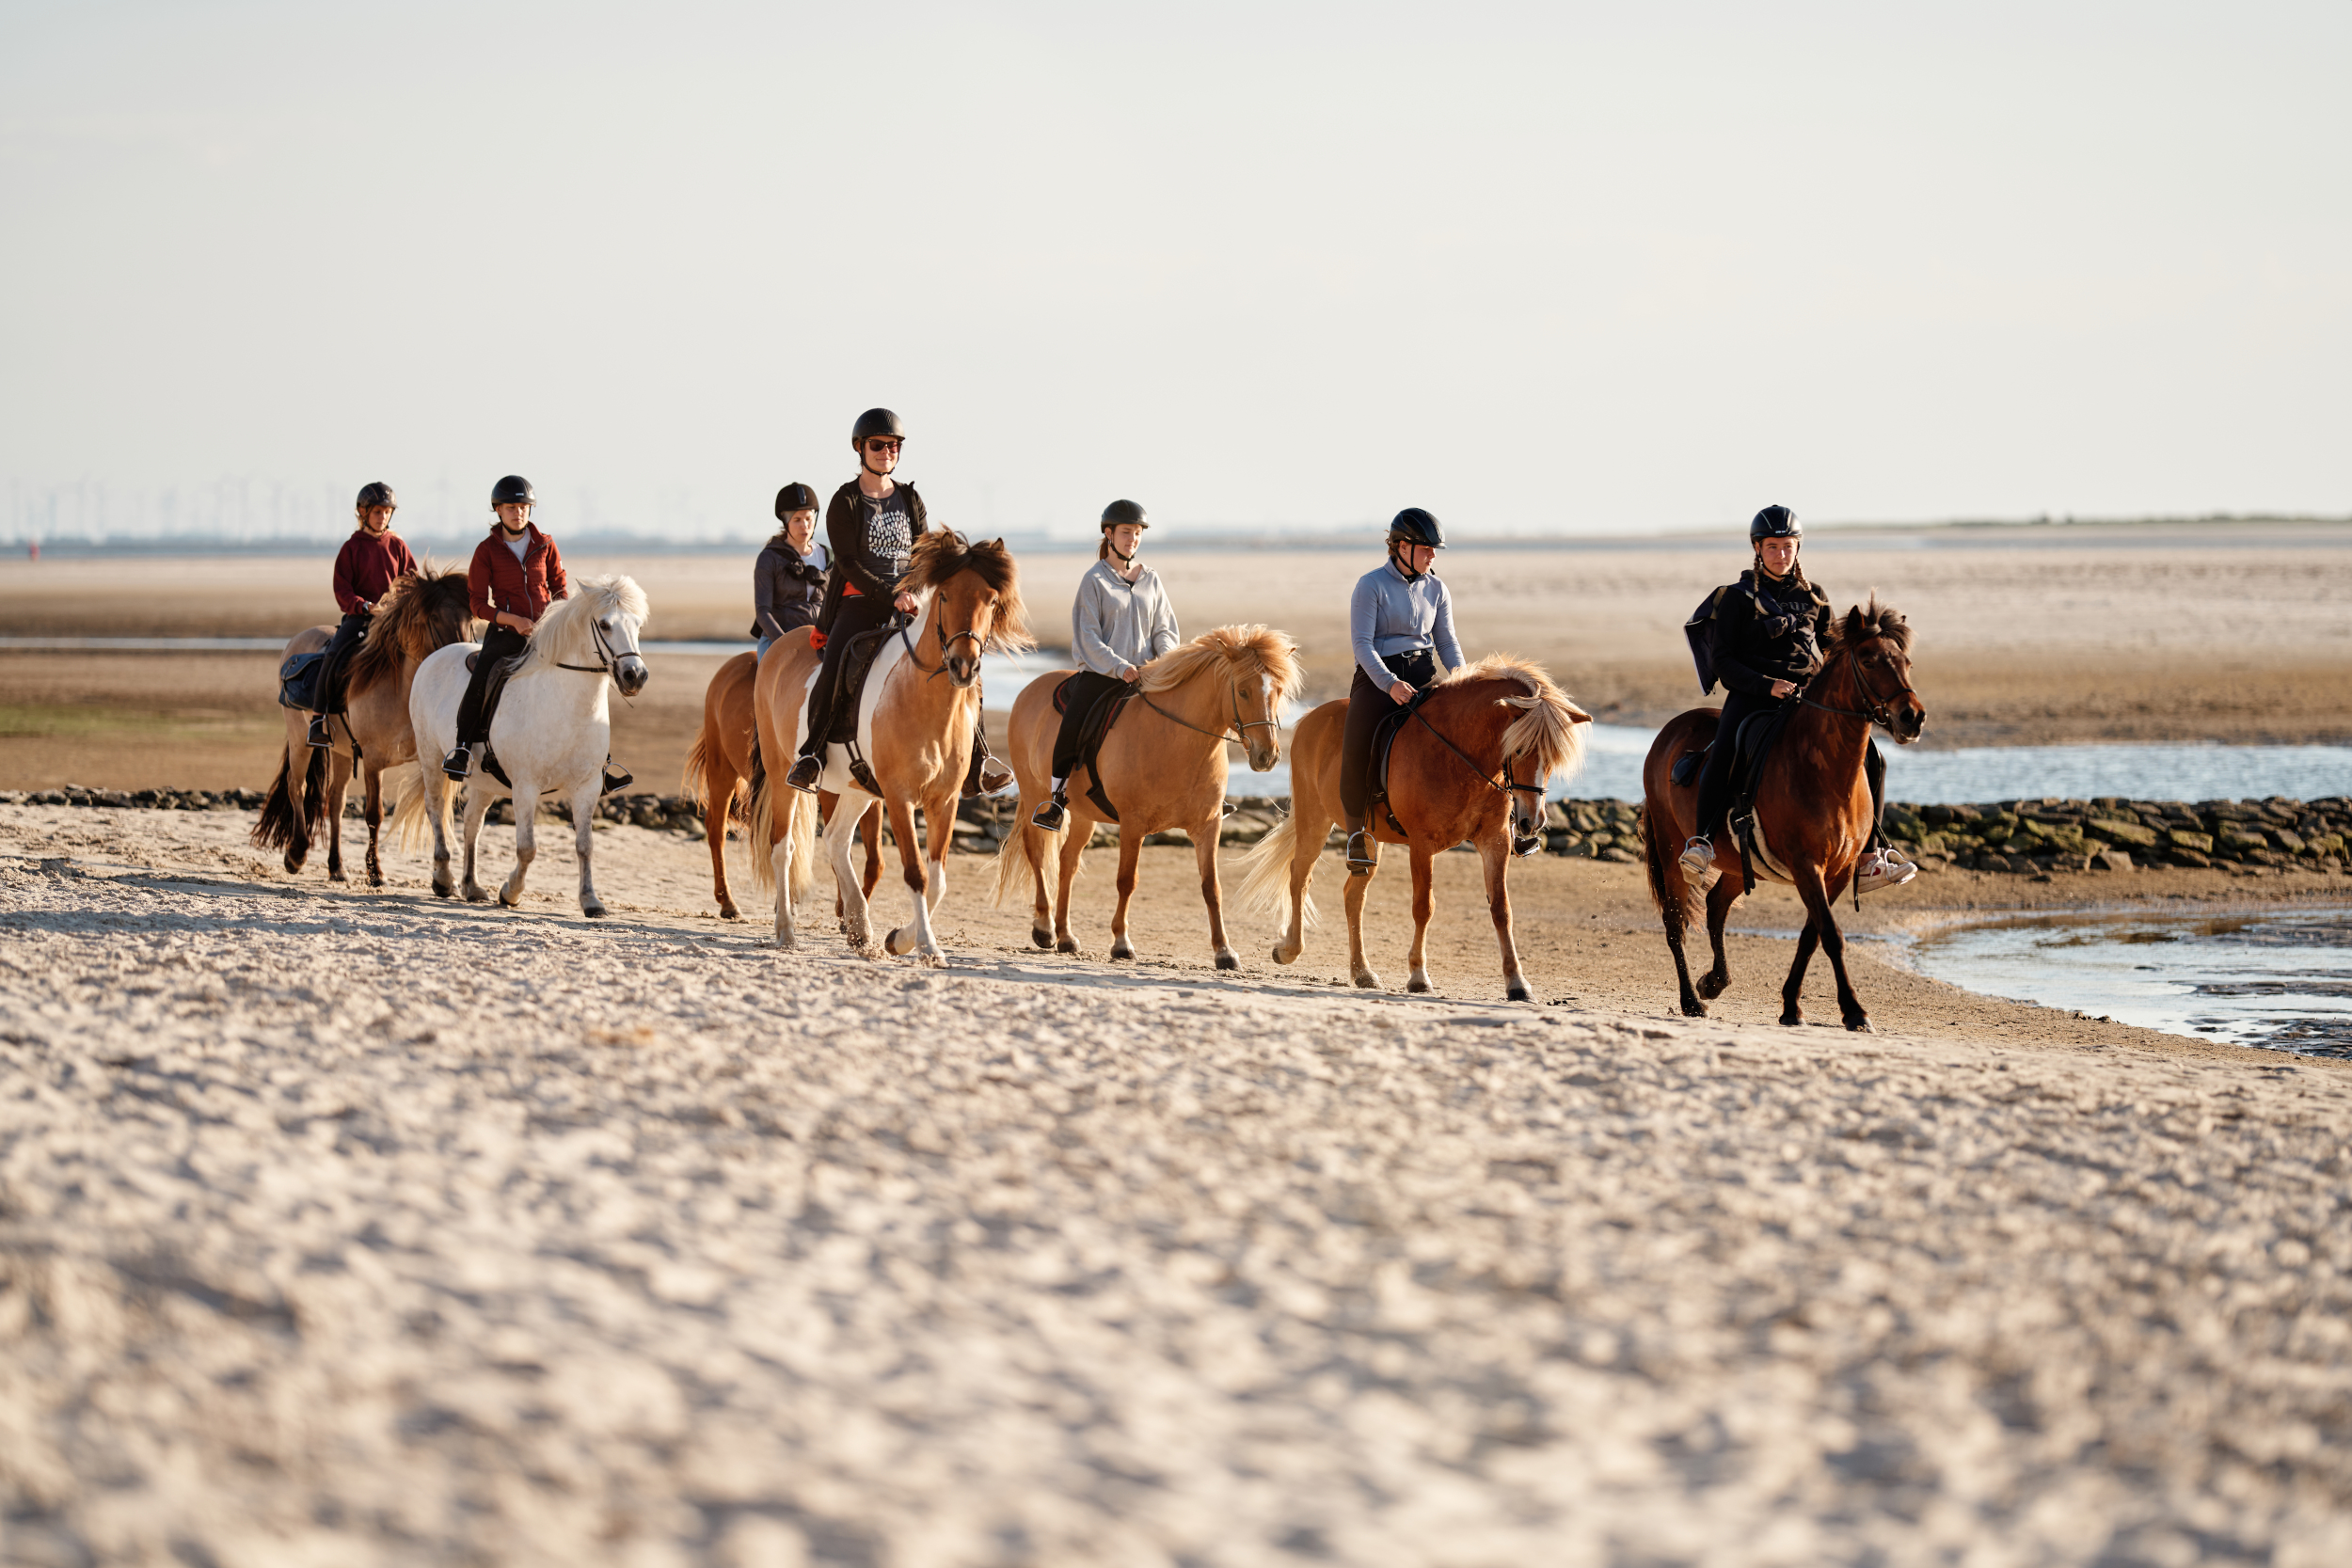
[{"left": 1031, "top": 500, "right": 1181, "bottom": 832}]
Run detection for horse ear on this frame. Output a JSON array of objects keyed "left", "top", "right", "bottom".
[{"left": 1843, "top": 603, "right": 1870, "bottom": 643}]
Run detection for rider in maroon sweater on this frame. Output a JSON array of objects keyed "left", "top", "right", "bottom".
[{"left": 309, "top": 483, "right": 418, "bottom": 747}]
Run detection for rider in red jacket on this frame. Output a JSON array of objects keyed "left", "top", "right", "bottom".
[
  {"left": 444, "top": 475, "right": 567, "bottom": 781},
  {"left": 309, "top": 483, "right": 417, "bottom": 747}
]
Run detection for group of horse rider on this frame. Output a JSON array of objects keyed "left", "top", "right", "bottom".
[{"left": 306, "top": 402, "right": 1914, "bottom": 896}]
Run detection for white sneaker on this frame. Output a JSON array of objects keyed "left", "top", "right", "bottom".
[
  {"left": 1677, "top": 836, "right": 1720, "bottom": 891},
  {"left": 1853, "top": 847, "right": 1918, "bottom": 895}
]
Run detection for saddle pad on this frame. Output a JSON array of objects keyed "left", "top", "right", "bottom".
[
  {"left": 830, "top": 620, "right": 899, "bottom": 744},
  {"left": 1073, "top": 688, "right": 1136, "bottom": 821},
  {"left": 276, "top": 650, "right": 326, "bottom": 712}
]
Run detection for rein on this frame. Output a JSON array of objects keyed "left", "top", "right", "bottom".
[
  {"left": 1799, "top": 642, "right": 1915, "bottom": 729},
  {"left": 1406, "top": 698, "right": 1545, "bottom": 800},
  {"left": 897, "top": 611, "right": 986, "bottom": 682},
  {"left": 1132, "top": 667, "right": 1282, "bottom": 748}
]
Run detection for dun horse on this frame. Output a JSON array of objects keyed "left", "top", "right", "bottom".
[
  {"left": 994, "top": 625, "right": 1300, "bottom": 967},
  {"left": 398, "top": 577, "right": 651, "bottom": 918},
  {"left": 1239, "top": 655, "right": 1590, "bottom": 1001},
  {"left": 253, "top": 565, "right": 473, "bottom": 884},
  {"left": 746, "top": 531, "right": 1031, "bottom": 959},
  {"left": 1639, "top": 597, "right": 1925, "bottom": 1030},
  {"left": 680, "top": 650, "right": 881, "bottom": 920}
]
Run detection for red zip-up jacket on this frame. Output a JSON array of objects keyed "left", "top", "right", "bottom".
[
  {"left": 468, "top": 524, "right": 568, "bottom": 624},
  {"left": 333, "top": 529, "right": 419, "bottom": 614}
]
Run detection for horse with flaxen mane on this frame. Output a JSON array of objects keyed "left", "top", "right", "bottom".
[
  {"left": 746, "top": 531, "right": 1032, "bottom": 959},
  {"left": 1238, "top": 654, "right": 1591, "bottom": 1001},
  {"left": 994, "top": 624, "right": 1301, "bottom": 967},
  {"left": 680, "top": 650, "right": 881, "bottom": 921},
  {"left": 252, "top": 564, "right": 473, "bottom": 885},
  {"left": 1639, "top": 596, "right": 1925, "bottom": 1030}
]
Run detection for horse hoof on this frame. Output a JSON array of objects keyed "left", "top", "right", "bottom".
[
  {"left": 1779, "top": 1009, "right": 1804, "bottom": 1027},
  {"left": 1216, "top": 952, "right": 1239, "bottom": 972},
  {"left": 1110, "top": 942, "right": 1135, "bottom": 961},
  {"left": 1506, "top": 983, "right": 1530, "bottom": 1003},
  {"left": 464, "top": 887, "right": 490, "bottom": 903},
  {"left": 328, "top": 869, "right": 347, "bottom": 884},
  {"left": 1681, "top": 998, "right": 1708, "bottom": 1018},
  {"left": 719, "top": 902, "right": 740, "bottom": 921},
  {"left": 1031, "top": 927, "right": 1053, "bottom": 950},
  {"left": 1406, "top": 976, "right": 1431, "bottom": 994},
  {"left": 1696, "top": 974, "right": 1727, "bottom": 1001},
  {"left": 1845, "top": 1015, "right": 1875, "bottom": 1033},
  {"left": 1271, "top": 946, "right": 1297, "bottom": 966},
  {"left": 582, "top": 904, "right": 607, "bottom": 920},
  {"left": 1056, "top": 937, "right": 1080, "bottom": 956},
  {"left": 1354, "top": 973, "right": 1380, "bottom": 990},
  {"left": 432, "top": 883, "right": 453, "bottom": 899}
]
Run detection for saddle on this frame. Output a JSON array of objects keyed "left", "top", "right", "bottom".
[
  {"left": 463, "top": 646, "right": 529, "bottom": 789},
  {"left": 1670, "top": 702, "right": 1799, "bottom": 881},
  {"left": 1051, "top": 675, "right": 1137, "bottom": 821},
  {"left": 276, "top": 649, "right": 327, "bottom": 712},
  {"left": 828, "top": 618, "right": 903, "bottom": 745},
  {"left": 1359, "top": 689, "right": 1437, "bottom": 839}
]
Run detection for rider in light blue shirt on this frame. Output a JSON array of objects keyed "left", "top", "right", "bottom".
[{"left": 1341, "top": 508, "right": 1462, "bottom": 873}]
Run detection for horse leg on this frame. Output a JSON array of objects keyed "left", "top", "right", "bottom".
[
  {"left": 424, "top": 769, "right": 456, "bottom": 898},
  {"left": 1697, "top": 874, "right": 1739, "bottom": 1001},
  {"left": 1406, "top": 846, "right": 1438, "bottom": 994},
  {"left": 882, "top": 796, "right": 939, "bottom": 960},
  {"left": 1787, "top": 867, "right": 1870, "bottom": 1031},
  {"left": 571, "top": 783, "right": 607, "bottom": 918},
  {"left": 1477, "top": 835, "right": 1529, "bottom": 1003},
  {"left": 861, "top": 804, "right": 884, "bottom": 903},
  {"left": 707, "top": 753, "right": 739, "bottom": 920},
  {"left": 1025, "top": 820, "right": 1055, "bottom": 949},
  {"left": 460, "top": 789, "right": 494, "bottom": 902},
  {"left": 826, "top": 794, "right": 875, "bottom": 950},
  {"left": 361, "top": 759, "right": 385, "bottom": 888},
  {"left": 1197, "top": 813, "right": 1238, "bottom": 971},
  {"left": 324, "top": 745, "right": 352, "bottom": 882},
  {"left": 1053, "top": 822, "right": 1088, "bottom": 956},
  {"left": 1107, "top": 830, "right": 1142, "bottom": 961},
  {"left": 923, "top": 794, "right": 952, "bottom": 914},
  {"left": 1643, "top": 800, "right": 1707, "bottom": 1017},
  {"left": 1343, "top": 851, "right": 1380, "bottom": 990},
  {"left": 500, "top": 783, "right": 537, "bottom": 908},
  {"left": 1271, "top": 803, "right": 1328, "bottom": 967}
]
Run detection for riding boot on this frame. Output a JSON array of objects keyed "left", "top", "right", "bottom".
[
  {"left": 600, "top": 757, "right": 632, "bottom": 795},
  {"left": 308, "top": 715, "right": 332, "bottom": 749},
  {"left": 1031, "top": 790, "right": 1069, "bottom": 832},
  {"left": 1343, "top": 813, "right": 1378, "bottom": 876},
  {"left": 1677, "top": 834, "right": 1721, "bottom": 891},
  {"left": 442, "top": 745, "right": 473, "bottom": 783},
  {"left": 963, "top": 721, "right": 1013, "bottom": 797}
]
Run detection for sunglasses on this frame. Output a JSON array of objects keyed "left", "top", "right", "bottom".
[{"left": 864, "top": 438, "right": 903, "bottom": 453}]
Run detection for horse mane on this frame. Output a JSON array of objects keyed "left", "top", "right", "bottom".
[
  {"left": 1438, "top": 651, "right": 1591, "bottom": 785},
  {"left": 903, "top": 530, "right": 1035, "bottom": 652},
  {"left": 343, "top": 562, "right": 472, "bottom": 697},
  {"left": 515, "top": 575, "right": 649, "bottom": 675},
  {"left": 1137, "top": 624, "right": 1303, "bottom": 703},
  {"left": 1820, "top": 594, "right": 1912, "bottom": 658}
]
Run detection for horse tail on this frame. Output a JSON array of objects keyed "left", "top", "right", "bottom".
[
  {"left": 1234, "top": 810, "right": 1315, "bottom": 929},
  {"left": 249, "top": 741, "right": 303, "bottom": 850},
  {"left": 680, "top": 730, "right": 711, "bottom": 808},
  {"left": 991, "top": 813, "right": 1052, "bottom": 908},
  {"left": 745, "top": 771, "right": 777, "bottom": 891},
  {"left": 786, "top": 787, "right": 817, "bottom": 905},
  {"left": 1641, "top": 794, "right": 1697, "bottom": 923},
  {"left": 389, "top": 763, "right": 446, "bottom": 853}
]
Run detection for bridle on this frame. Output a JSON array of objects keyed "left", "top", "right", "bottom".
[
  {"left": 897, "top": 606, "right": 987, "bottom": 683},
  {"left": 554, "top": 613, "right": 634, "bottom": 676},
  {"left": 1133, "top": 668, "right": 1282, "bottom": 748},
  {"left": 1404, "top": 694, "right": 1546, "bottom": 802},
  {"left": 1799, "top": 641, "right": 1915, "bottom": 730}
]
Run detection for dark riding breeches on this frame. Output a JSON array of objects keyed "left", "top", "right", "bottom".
[
  {"left": 797, "top": 592, "right": 898, "bottom": 757},
  {"left": 454, "top": 624, "right": 528, "bottom": 748},
  {"left": 315, "top": 612, "right": 369, "bottom": 714},
  {"left": 1340, "top": 649, "right": 1439, "bottom": 819},
  {"left": 1692, "top": 689, "right": 1888, "bottom": 849},
  {"left": 1051, "top": 670, "right": 1128, "bottom": 783}
]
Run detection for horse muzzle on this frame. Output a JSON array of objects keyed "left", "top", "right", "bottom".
[
  {"left": 1890, "top": 703, "right": 1925, "bottom": 745},
  {"left": 614, "top": 656, "right": 650, "bottom": 697},
  {"left": 946, "top": 654, "right": 979, "bottom": 688},
  {"left": 1244, "top": 736, "right": 1280, "bottom": 772}
]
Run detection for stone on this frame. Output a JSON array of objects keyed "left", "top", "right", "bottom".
[
  {"left": 2090, "top": 848, "right": 2135, "bottom": 872},
  {"left": 2167, "top": 828, "right": 2215, "bottom": 853},
  {"left": 2086, "top": 817, "right": 2159, "bottom": 848}
]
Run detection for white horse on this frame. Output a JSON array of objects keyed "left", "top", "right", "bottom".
[{"left": 398, "top": 576, "right": 650, "bottom": 917}]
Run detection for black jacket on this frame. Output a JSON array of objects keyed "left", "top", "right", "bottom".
[
  {"left": 818, "top": 480, "right": 929, "bottom": 630},
  {"left": 1699, "top": 570, "right": 1832, "bottom": 697},
  {"left": 752, "top": 536, "right": 828, "bottom": 638}
]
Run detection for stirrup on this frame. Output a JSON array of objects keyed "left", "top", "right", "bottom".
[
  {"left": 1344, "top": 830, "right": 1378, "bottom": 875},
  {"left": 1853, "top": 848, "right": 1917, "bottom": 895},
  {"left": 442, "top": 746, "right": 472, "bottom": 782},
  {"left": 1031, "top": 794, "right": 1068, "bottom": 832},
  {"left": 784, "top": 752, "right": 823, "bottom": 795},
  {"left": 1677, "top": 835, "right": 1720, "bottom": 890},
  {"left": 307, "top": 716, "right": 332, "bottom": 749},
  {"left": 975, "top": 756, "right": 1014, "bottom": 796},
  {"left": 600, "top": 765, "right": 632, "bottom": 796}
]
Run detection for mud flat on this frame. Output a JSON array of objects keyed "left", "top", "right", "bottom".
[{"left": 2, "top": 803, "right": 2348, "bottom": 1564}]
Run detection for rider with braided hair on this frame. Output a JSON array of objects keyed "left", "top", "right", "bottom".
[
  {"left": 1340, "top": 507, "right": 1463, "bottom": 875},
  {"left": 1677, "top": 504, "right": 1915, "bottom": 895}
]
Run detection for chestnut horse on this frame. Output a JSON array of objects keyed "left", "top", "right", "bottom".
[
  {"left": 1238, "top": 655, "right": 1591, "bottom": 1001},
  {"left": 1639, "top": 597, "right": 1925, "bottom": 1030},
  {"left": 993, "top": 625, "right": 1301, "bottom": 968},
  {"left": 745, "top": 531, "right": 1032, "bottom": 959},
  {"left": 253, "top": 565, "right": 473, "bottom": 885},
  {"left": 679, "top": 649, "right": 881, "bottom": 920}
]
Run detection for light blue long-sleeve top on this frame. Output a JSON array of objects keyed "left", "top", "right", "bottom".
[
  {"left": 1073, "top": 558, "right": 1182, "bottom": 677},
  {"left": 1350, "top": 560, "right": 1463, "bottom": 687}
]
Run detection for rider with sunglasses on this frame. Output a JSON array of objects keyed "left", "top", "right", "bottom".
[
  {"left": 786, "top": 408, "right": 1010, "bottom": 796},
  {"left": 1677, "top": 505, "right": 1914, "bottom": 895}
]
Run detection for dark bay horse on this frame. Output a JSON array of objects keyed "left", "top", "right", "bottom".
[
  {"left": 1640, "top": 597, "right": 1925, "bottom": 1030},
  {"left": 680, "top": 649, "right": 880, "bottom": 921},
  {"left": 1240, "top": 654, "right": 1591, "bottom": 1001},
  {"left": 253, "top": 565, "right": 472, "bottom": 884}
]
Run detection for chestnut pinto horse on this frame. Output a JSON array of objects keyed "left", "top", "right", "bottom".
[
  {"left": 253, "top": 565, "right": 473, "bottom": 885},
  {"left": 746, "top": 531, "right": 1032, "bottom": 959},
  {"left": 680, "top": 650, "right": 881, "bottom": 920},
  {"left": 1239, "top": 655, "right": 1591, "bottom": 1001},
  {"left": 1639, "top": 597, "right": 1925, "bottom": 1031},
  {"left": 993, "top": 625, "right": 1302, "bottom": 967}
]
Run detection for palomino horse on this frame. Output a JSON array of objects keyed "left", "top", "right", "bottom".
[
  {"left": 1639, "top": 597, "right": 1925, "bottom": 1030},
  {"left": 994, "top": 625, "right": 1301, "bottom": 968},
  {"left": 398, "top": 577, "right": 651, "bottom": 917},
  {"left": 746, "top": 531, "right": 1031, "bottom": 958},
  {"left": 253, "top": 565, "right": 473, "bottom": 885},
  {"left": 680, "top": 649, "right": 881, "bottom": 920},
  {"left": 1239, "top": 655, "right": 1591, "bottom": 1001}
]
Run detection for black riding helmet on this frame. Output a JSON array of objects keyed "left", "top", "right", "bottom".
[
  {"left": 1388, "top": 507, "right": 1445, "bottom": 549},
  {"left": 775, "top": 482, "right": 819, "bottom": 521},
  {"left": 851, "top": 408, "right": 905, "bottom": 443},
  {"left": 491, "top": 474, "right": 535, "bottom": 507},
  {"left": 1750, "top": 504, "right": 1801, "bottom": 542},
  {"left": 356, "top": 481, "right": 396, "bottom": 511},
  {"left": 1101, "top": 499, "right": 1149, "bottom": 530}
]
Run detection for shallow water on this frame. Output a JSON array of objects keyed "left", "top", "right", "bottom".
[{"left": 1909, "top": 907, "right": 2352, "bottom": 1058}]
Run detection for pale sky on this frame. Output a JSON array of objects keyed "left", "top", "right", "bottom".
[{"left": 3, "top": 0, "right": 2346, "bottom": 543}]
